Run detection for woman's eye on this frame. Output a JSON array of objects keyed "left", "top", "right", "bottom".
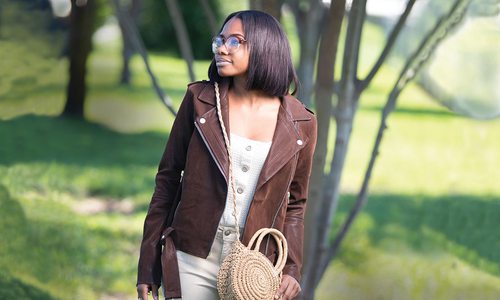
[
  {"left": 228, "top": 37, "right": 240, "bottom": 47},
  {"left": 215, "top": 38, "right": 224, "bottom": 46}
]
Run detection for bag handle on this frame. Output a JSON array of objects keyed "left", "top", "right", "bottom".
[
  {"left": 247, "top": 228, "right": 288, "bottom": 273},
  {"left": 215, "top": 82, "right": 241, "bottom": 237}
]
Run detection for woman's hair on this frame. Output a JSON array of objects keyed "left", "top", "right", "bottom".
[{"left": 208, "top": 10, "right": 299, "bottom": 96}]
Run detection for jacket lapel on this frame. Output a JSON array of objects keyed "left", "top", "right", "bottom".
[
  {"left": 255, "top": 99, "right": 309, "bottom": 191},
  {"left": 195, "top": 79, "right": 312, "bottom": 189},
  {"left": 195, "top": 79, "right": 231, "bottom": 183}
]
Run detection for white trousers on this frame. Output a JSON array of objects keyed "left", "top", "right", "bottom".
[{"left": 165, "top": 225, "right": 240, "bottom": 300}]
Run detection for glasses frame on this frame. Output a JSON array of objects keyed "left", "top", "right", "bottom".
[{"left": 212, "top": 34, "right": 247, "bottom": 54}]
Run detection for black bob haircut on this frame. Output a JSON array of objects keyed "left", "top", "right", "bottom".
[{"left": 208, "top": 10, "right": 299, "bottom": 97}]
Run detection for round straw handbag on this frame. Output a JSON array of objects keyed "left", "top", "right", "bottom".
[
  {"left": 217, "top": 228, "right": 288, "bottom": 300},
  {"left": 213, "top": 82, "right": 289, "bottom": 300}
]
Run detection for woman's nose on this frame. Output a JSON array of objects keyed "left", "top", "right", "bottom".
[{"left": 217, "top": 43, "right": 229, "bottom": 55}]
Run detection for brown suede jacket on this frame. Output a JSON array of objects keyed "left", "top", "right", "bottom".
[{"left": 137, "top": 78, "right": 317, "bottom": 299}]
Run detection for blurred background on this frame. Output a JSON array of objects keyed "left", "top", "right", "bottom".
[{"left": 0, "top": 0, "right": 499, "bottom": 299}]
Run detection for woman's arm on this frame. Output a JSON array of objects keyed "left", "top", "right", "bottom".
[
  {"left": 137, "top": 87, "right": 195, "bottom": 287},
  {"left": 282, "top": 115, "right": 318, "bottom": 283}
]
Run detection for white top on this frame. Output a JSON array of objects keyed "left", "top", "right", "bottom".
[{"left": 220, "top": 133, "right": 272, "bottom": 229}]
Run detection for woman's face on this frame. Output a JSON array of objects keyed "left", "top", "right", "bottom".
[{"left": 213, "top": 17, "right": 249, "bottom": 78}]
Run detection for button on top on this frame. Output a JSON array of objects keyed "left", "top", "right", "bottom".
[
  {"left": 237, "top": 187, "right": 244, "bottom": 194},
  {"left": 297, "top": 139, "right": 303, "bottom": 145},
  {"left": 245, "top": 145, "right": 252, "bottom": 151},
  {"left": 199, "top": 117, "right": 206, "bottom": 124},
  {"left": 242, "top": 165, "right": 249, "bottom": 172}
]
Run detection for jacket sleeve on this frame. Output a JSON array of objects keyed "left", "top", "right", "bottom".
[
  {"left": 282, "top": 114, "right": 317, "bottom": 283},
  {"left": 137, "top": 87, "right": 195, "bottom": 286}
]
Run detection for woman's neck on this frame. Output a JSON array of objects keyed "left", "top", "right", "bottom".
[{"left": 230, "top": 75, "right": 274, "bottom": 106}]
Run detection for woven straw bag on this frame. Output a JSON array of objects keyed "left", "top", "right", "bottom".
[
  {"left": 217, "top": 228, "right": 288, "bottom": 300},
  {"left": 213, "top": 82, "right": 289, "bottom": 300}
]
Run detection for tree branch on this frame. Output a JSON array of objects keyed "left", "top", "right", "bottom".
[
  {"left": 111, "top": 0, "right": 177, "bottom": 116},
  {"left": 165, "top": 0, "right": 196, "bottom": 82},
  {"left": 340, "top": 0, "right": 367, "bottom": 88},
  {"left": 360, "top": 0, "right": 417, "bottom": 90},
  {"left": 198, "top": 0, "right": 218, "bottom": 36}
]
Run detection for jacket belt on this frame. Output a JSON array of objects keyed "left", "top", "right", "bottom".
[{"left": 160, "top": 227, "right": 181, "bottom": 299}]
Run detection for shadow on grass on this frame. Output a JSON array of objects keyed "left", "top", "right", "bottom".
[
  {"left": 337, "top": 193, "right": 500, "bottom": 276},
  {"left": 0, "top": 115, "right": 169, "bottom": 166},
  {"left": 0, "top": 184, "right": 137, "bottom": 298},
  {"left": 0, "top": 272, "right": 54, "bottom": 300},
  {"left": 0, "top": 184, "right": 58, "bottom": 298}
]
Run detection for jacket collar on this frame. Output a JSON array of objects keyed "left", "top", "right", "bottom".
[
  {"left": 195, "top": 77, "right": 311, "bottom": 191},
  {"left": 197, "top": 78, "right": 312, "bottom": 122}
]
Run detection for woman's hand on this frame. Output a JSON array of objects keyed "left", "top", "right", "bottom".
[
  {"left": 275, "top": 274, "right": 301, "bottom": 300},
  {"left": 137, "top": 283, "right": 159, "bottom": 300}
]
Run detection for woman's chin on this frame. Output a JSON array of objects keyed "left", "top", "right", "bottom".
[
  {"left": 217, "top": 68, "right": 245, "bottom": 78},
  {"left": 217, "top": 68, "right": 232, "bottom": 77}
]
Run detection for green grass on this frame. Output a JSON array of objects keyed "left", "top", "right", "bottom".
[
  {"left": 316, "top": 195, "right": 500, "bottom": 300},
  {"left": 0, "top": 271, "right": 53, "bottom": 300},
  {"left": 0, "top": 117, "right": 153, "bottom": 298},
  {"left": 1, "top": 15, "right": 500, "bottom": 299}
]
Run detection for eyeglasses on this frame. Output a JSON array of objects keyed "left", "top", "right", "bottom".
[{"left": 211, "top": 35, "right": 247, "bottom": 54}]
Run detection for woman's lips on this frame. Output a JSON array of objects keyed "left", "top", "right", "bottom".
[{"left": 216, "top": 58, "right": 231, "bottom": 67}]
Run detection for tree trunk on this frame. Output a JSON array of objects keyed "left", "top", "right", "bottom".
[
  {"left": 288, "top": 0, "right": 326, "bottom": 107},
  {"left": 301, "top": 0, "right": 367, "bottom": 297},
  {"left": 63, "top": 0, "right": 96, "bottom": 118},
  {"left": 119, "top": 0, "right": 142, "bottom": 85},
  {"left": 249, "top": 0, "right": 284, "bottom": 21},
  {"left": 300, "top": 1, "right": 346, "bottom": 298},
  {"left": 165, "top": 0, "right": 196, "bottom": 82},
  {"left": 198, "top": 0, "right": 218, "bottom": 36}
]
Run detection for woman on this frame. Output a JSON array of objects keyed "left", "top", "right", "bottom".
[{"left": 137, "top": 10, "right": 317, "bottom": 300}]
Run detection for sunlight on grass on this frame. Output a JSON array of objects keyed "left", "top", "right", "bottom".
[
  {"left": 343, "top": 106, "right": 500, "bottom": 195},
  {"left": 319, "top": 206, "right": 500, "bottom": 300},
  {"left": 318, "top": 251, "right": 500, "bottom": 300}
]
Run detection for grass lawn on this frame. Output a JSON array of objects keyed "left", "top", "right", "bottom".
[{"left": 1, "top": 17, "right": 500, "bottom": 299}]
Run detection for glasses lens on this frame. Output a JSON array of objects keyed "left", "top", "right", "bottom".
[
  {"left": 226, "top": 36, "right": 241, "bottom": 52},
  {"left": 212, "top": 36, "right": 244, "bottom": 54},
  {"left": 212, "top": 37, "right": 223, "bottom": 54}
]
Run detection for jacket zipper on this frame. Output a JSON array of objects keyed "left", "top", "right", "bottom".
[
  {"left": 164, "top": 170, "right": 184, "bottom": 235},
  {"left": 195, "top": 119, "right": 234, "bottom": 247},
  {"left": 194, "top": 121, "right": 228, "bottom": 183},
  {"left": 171, "top": 170, "right": 184, "bottom": 219}
]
